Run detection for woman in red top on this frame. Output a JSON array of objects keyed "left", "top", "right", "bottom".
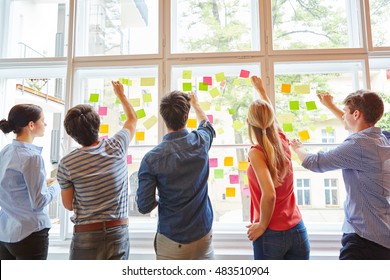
[{"left": 246, "top": 76, "right": 310, "bottom": 260}]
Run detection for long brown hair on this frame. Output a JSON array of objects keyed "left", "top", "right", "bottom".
[{"left": 247, "top": 99, "right": 289, "bottom": 186}]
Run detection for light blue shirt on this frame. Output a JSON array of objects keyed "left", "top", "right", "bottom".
[
  {"left": 302, "top": 127, "right": 390, "bottom": 249},
  {"left": 0, "top": 140, "right": 60, "bottom": 242}
]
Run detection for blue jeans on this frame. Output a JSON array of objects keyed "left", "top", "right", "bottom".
[
  {"left": 252, "top": 220, "right": 310, "bottom": 260},
  {"left": 0, "top": 228, "right": 49, "bottom": 260},
  {"left": 69, "top": 225, "right": 129, "bottom": 260}
]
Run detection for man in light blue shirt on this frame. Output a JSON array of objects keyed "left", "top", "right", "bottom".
[{"left": 291, "top": 90, "right": 390, "bottom": 260}]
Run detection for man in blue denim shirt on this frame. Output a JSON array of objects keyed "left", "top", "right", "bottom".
[
  {"left": 291, "top": 90, "right": 390, "bottom": 260},
  {"left": 137, "top": 91, "right": 216, "bottom": 260}
]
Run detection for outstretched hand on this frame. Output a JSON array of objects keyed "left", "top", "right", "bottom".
[
  {"left": 251, "top": 75, "right": 265, "bottom": 93},
  {"left": 111, "top": 81, "right": 125, "bottom": 98},
  {"left": 317, "top": 92, "right": 334, "bottom": 108}
]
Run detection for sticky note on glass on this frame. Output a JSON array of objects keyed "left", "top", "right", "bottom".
[
  {"left": 187, "top": 118, "right": 197, "bottom": 128},
  {"left": 136, "top": 109, "right": 146, "bottom": 119},
  {"left": 321, "top": 114, "right": 328, "bottom": 121},
  {"left": 239, "top": 69, "right": 250, "bottom": 78},
  {"left": 238, "top": 161, "right": 249, "bottom": 171},
  {"left": 209, "top": 87, "right": 220, "bottom": 98},
  {"left": 129, "top": 98, "right": 141, "bottom": 107},
  {"left": 281, "top": 84, "right": 292, "bottom": 94},
  {"left": 244, "top": 175, "right": 249, "bottom": 185},
  {"left": 215, "top": 72, "right": 225, "bottom": 82},
  {"left": 278, "top": 113, "right": 295, "bottom": 123},
  {"left": 224, "top": 157, "right": 234, "bottom": 166},
  {"left": 99, "top": 124, "right": 109, "bottom": 134},
  {"left": 209, "top": 158, "right": 218, "bottom": 168},
  {"left": 182, "top": 82, "right": 192, "bottom": 92},
  {"left": 294, "top": 84, "right": 311, "bottom": 94},
  {"left": 207, "top": 114, "right": 214, "bottom": 123},
  {"left": 232, "top": 120, "right": 244, "bottom": 131},
  {"left": 143, "top": 93, "right": 152, "bottom": 103},
  {"left": 233, "top": 78, "right": 242, "bottom": 86},
  {"left": 143, "top": 115, "right": 157, "bottom": 130},
  {"left": 289, "top": 101, "right": 300, "bottom": 110},
  {"left": 119, "top": 78, "right": 131, "bottom": 86},
  {"left": 199, "top": 82, "right": 208, "bottom": 91},
  {"left": 121, "top": 113, "right": 127, "bottom": 121},
  {"left": 242, "top": 187, "right": 250, "bottom": 196},
  {"left": 217, "top": 128, "right": 224, "bottom": 135},
  {"left": 298, "top": 130, "right": 310, "bottom": 141},
  {"left": 199, "top": 101, "right": 211, "bottom": 111},
  {"left": 306, "top": 101, "right": 317, "bottom": 110},
  {"left": 140, "top": 77, "right": 155, "bottom": 86},
  {"left": 182, "top": 70, "right": 192, "bottom": 79},
  {"left": 135, "top": 131, "right": 145, "bottom": 141},
  {"left": 115, "top": 97, "right": 121, "bottom": 104},
  {"left": 228, "top": 108, "right": 236, "bottom": 115},
  {"left": 283, "top": 123, "right": 293, "bottom": 132},
  {"left": 229, "top": 174, "right": 239, "bottom": 184},
  {"left": 127, "top": 155, "right": 132, "bottom": 164},
  {"left": 226, "top": 187, "right": 236, "bottom": 197},
  {"left": 89, "top": 93, "right": 99, "bottom": 103},
  {"left": 203, "top": 76, "right": 212, "bottom": 85},
  {"left": 326, "top": 126, "right": 334, "bottom": 133},
  {"left": 214, "top": 169, "right": 224, "bottom": 179},
  {"left": 98, "top": 106, "right": 108, "bottom": 116}
]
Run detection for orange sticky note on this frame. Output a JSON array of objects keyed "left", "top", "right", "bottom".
[
  {"left": 224, "top": 157, "right": 234, "bottom": 166},
  {"left": 298, "top": 130, "right": 310, "bottom": 141},
  {"left": 187, "top": 118, "right": 197, "bottom": 128},
  {"left": 226, "top": 187, "right": 236, "bottom": 197},
  {"left": 238, "top": 161, "right": 249, "bottom": 171},
  {"left": 281, "top": 84, "right": 292, "bottom": 94},
  {"left": 135, "top": 131, "right": 145, "bottom": 141},
  {"left": 99, "top": 124, "right": 109, "bottom": 134}
]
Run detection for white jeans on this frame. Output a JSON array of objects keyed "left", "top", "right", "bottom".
[{"left": 154, "top": 230, "right": 215, "bottom": 260}]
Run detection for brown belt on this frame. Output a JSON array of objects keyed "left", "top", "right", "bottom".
[{"left": 74, "top": 218, "right": 128, "bottom": 233}]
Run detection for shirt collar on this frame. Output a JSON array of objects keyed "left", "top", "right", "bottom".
[
  {"left": 163, "top": 129, "right": 189, "bottom": 141},
  {"left": 12, "top": 139, "right": 43, "bottom": 154}
]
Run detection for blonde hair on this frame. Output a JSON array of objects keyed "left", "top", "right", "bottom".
[{"left": 247, "top": 100, "right": 289, "bottom": 186}]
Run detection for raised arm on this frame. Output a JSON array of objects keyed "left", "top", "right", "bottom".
[
  {"left": 251, "top": 76, "right": 272, "bottom": 107},
  {"left": 317, "top": 92, "right": 344, "bottom": 122},
  {"left": 111, "top": 81, "right": 137, "bottom": 139},
  {"left": 189, "top": 92, "right": 208, "bottom": 122}
]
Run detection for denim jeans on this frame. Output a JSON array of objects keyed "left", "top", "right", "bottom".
[
  {"left": 339, "top": 233, "right": 390, "bottom": 260},
  {"left": 154, "top": 230, "right": 215, "bottom": 260},
  {"left": 0, "top": 228, "right": 49, "bottom": 260},
  {"left": 69, "top": 225, "right": 129, "bottom": 260},
  {"left": 252, "top": 220, "right": 310, "bottom": 260}
]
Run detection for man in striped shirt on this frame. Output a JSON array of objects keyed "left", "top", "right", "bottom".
[{"left": 57, "top": 81, "right": 137, "bottom": 260}]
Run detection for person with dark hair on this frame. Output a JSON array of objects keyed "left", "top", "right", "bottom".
[
  {"left": 0, "top": 104, "right": 60, "bottom": 260},
  {"left": 137, "top": 90, "right": 216, "bottom": 260},
  {"left": 57, "top": 81, "right": 137, "bottom": 260},
  {"left": 291, "top": 90, "right": 390, "bottom": 260},
  {"left": 246, "top": 76, "right": 309, "bottom": 260}
]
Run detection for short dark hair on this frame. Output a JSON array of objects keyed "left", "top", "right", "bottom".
[
  {"left": 64, "top": 104, "right": 100, "bottom": 146},
  {"left": 0, "top": 104, "right": 42, "bottom": 135},
  {"left": 159, "top": 90, "right": 191, "bottom": 131},
  {"left": 343, "top": 90, "right": 384, "bottom": 124}
]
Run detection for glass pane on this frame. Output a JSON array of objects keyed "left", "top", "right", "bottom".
[
  {"left": 171, "top": 63, "right": 260, "bottom": 145},
  {"left": 272, "top": 0, "right": 361, "bottom": 50},
  {"left": 75, "top": 0, "right": 158, "bottom": 56},
  {"left": 369, "top": 0, "right": 390, "bottom": 47},
  {"left": 171, "top": 0, "right": 260, "bottom": 53},
  {"left": 2, "top": 0, "right": 68, "bottom": 58}
]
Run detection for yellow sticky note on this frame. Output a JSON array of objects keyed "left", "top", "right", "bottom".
[
  {"left": 298, "top": 130, "right": 310, "bottom": 141},
  {"left": 135, "top": 131, "right": 145, "bottom": 141},
  {"left": 294, "top": 84, "right": 311, "bottom": 94},
  {"left": 187, "top": 118, "right": 197, "bottom": 128},
  {"left": 244, "top": 175, "right": 249, "bottom": 185},
  {"left": 326, "top": 126, "right": 334, "bottom": 133},
  {"left": 140, "top": 77, "right": 155, "bottom": 86},
  {"left": 182, "top": 70, "right": 192, "bottom": 79},
  {"left": 281, "top": 84, "right": 292, "bottom": 94},
  {"left": 232, "top": 120, "right": 244, "bottom": 131},
  {"left": 142, "top": 93, "right": 152, "bottom": 103},
  {"left": 238, "top": 161, "right": 249, "bottom": 171},
  {"left": 209, "top": 87, "right": 220, "bottom": 98},
  {"left": 199, "top": 101, "right": 211, "bottom": 111},
  {"left": 278, "top": 113, "right": 295, "bottom": 123},
  {"left": 143, "top": 115, "right": 157, "bottom": 130},
  {"left": 215, "top": 72, "right": 225, "bottom": 82},
  {"left": 217, "top": 128, "right": 224, "bottom": 135},
  {"left": 99, "top": 124, "right": 109, "bottom": 134},
  {"left": 224, "top": 157, "right": 234, "bottom": 166},
  {"left": 226, "top": 187, "right": 236, "bottom": 197},
  {"left": 129, "top": 98, "right": 141, "bottom": 107}
]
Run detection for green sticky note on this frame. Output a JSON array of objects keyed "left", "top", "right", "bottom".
[
  {"left": 140, "top": 77, "right": 155, "bottom": 86},
  {"left": 326, "top": 126, "right": 334, "bottom": 133},
  {"left": 89, "top": 93, "right": 99, "bottom": 103},
  {"left": 228, "top": 108, "right": 236, "bottom": 115},
  {"left": 209, "top": 87, "right": 220, "bottom": 98},
  {"left": 214, "top": 169, "right": 224, "bottom": 179},
  {"left": 142, "top": 93, "right": 152, "bottom": 103},
  {"left": 119, "top": 78, "right": 131, "bottom": 86},
  {"left": 215, "top": 72, "right": 225, "bottom": 82},
  {"left": 182, "top": 82, "right": 192, "bottom": 92},
  {"left": 182, "top": 70, "right": 192, "bottom": 79},
  {"left": 198, "top": 82, "right": 208, "bottom": 91},
  {"left": 121, "top": 113, "right": 127, "bottom": 121},
  {"left": 283, "top": 123, "right": 293, "bottom": 132},
  {"left": 233, "top": 78, "right": 241, "bottom": 86},
  {"left": 289, "top": 101, "right": 300, "bottom": 110},
  {"left": 306, "top": 101, "right": 317, "bottom": 110},
  {"left": 136, "top": 109, "right": 146, "bottom": 119}
]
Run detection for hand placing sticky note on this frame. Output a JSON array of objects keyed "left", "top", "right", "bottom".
[
  {"left": 224, "top": 157, "right": 234, "bottom": 166},
  {"left": 298, "top": 130, "right": 310, "bottom": 141}
]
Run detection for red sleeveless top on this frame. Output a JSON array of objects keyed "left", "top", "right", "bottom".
[{"left": 247, "top": 131, "right": 301, "bottom": 230}]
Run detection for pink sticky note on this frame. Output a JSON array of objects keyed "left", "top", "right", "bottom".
[
  {"left": 203, "top": 76, "right": 212, "bottom": 86},
  {"left": 209, "top": 158, "right": 218, "bottom": 168},
  {"left": 98, "top": 106, "right": 108, "bottom": 116},
  {"left": 126, "top": 155, "right": 132, "bottom": 164},
  {"left": 207, "top": 114, "right": 214, "bottom": 123},
  {"left": 229, "top": 174, "right": 239, "bottom": 184},
  {"left": 99, "top": 135, "right": 108, "bottom": 140},
  {"left": 240, "top": 69, "right": 250, "bottom": 78},
  {"left": 242, "top": 187, "right": 250, "bottom": 196}
]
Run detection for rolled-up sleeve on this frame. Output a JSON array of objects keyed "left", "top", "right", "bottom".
[{"left": 136, "top": 159, "right": 158, "bottom": 214}]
